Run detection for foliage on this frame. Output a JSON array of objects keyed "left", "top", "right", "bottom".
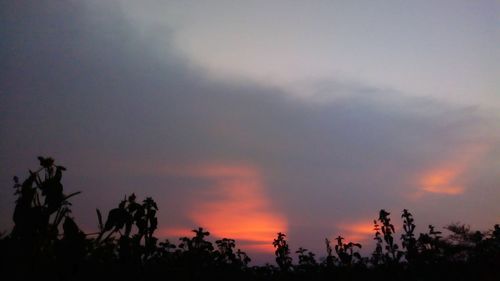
[
  {"left": 1, "top": 157, "right": 499, "bottom": 280},
  {"left": 371, "top": 219, "right": 384, "bottom": 265},
  {"left": 378, "top": 209, "right": 403, "bottom": 263},
  {"left": 272, "top": 232, "right": 292, "bottom": 271},
  {"left": 401, "top": 209, "right": 417, "bottom": 263},
  {"left": 333, "top": 236, "right": 362, "bottom": 267}
]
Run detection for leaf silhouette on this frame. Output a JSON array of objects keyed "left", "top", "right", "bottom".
[{"left": 96, "top": 208, "right": 103, "bottom": 231}]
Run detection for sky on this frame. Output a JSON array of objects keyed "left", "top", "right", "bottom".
[{"left": 1, "top": 0, "right": 499, "bottom": 263}]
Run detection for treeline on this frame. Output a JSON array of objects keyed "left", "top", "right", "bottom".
[{"left": 1, "top": 157, "right": 499, "bottom": 280}]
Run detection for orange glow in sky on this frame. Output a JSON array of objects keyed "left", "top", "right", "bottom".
[
  {"left": 158, "top": 227, "right": 194, "bottom": 238},
  {"left": 159, "top": 163, "right": 287, "bottom": 253},
  {"left": 416, "top": 143, "right": 488, "bottom": 197},
  {"left": 421, "top": 168, "right": 464, "bottom": 195},
  {"left": 336, "top": 221, "right": 375, "bottom": 244}
]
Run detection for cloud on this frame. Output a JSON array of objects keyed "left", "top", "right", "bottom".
[
  {"left": 1, "top": 0, "right": 499, "bottom": 261},
  {"left": 156, "top": 162, "right": 287, "bottom": 253},
  {"left": 336, "top": 221, "right": 376, "bottom": 245},
  {"left": 415, "top": 142, "right": 488, "bottom": 196}
]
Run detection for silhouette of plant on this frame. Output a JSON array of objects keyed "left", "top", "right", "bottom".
[
  {"left": 400, "top": 209, "right": 417, "bottom": 263},
  {"left": 478, "top": 224, "right": 500, "bottom": 267},
  {"left": 212, "top": 237, "right": 251, "bottom": 268},
  {"left": 236, "top": 248, "right": 251, "bottom": 267},
  {"left": 3, "top": 156, "right": 500, "bottom": 280},
  {"left": 177, "top": 227, "right": 215, "bottom": 271},
  {"left": 97, "top": 193, "right": 159, "bottom": 264},
  {"left": 55, "top": 216, "right": 86, "bottom": 277},
  {"left": 157, "top": 239, "right": 176, "bottom": 259},
  {"left": 416, "top": 224, "right": 443, "bottom": 265},
  {"left": 442, "top": 223, "right": 489, "bottom": 263},
  {"left": 493, "top": 224, "right": 500, "bottom": 239},
  {"left": 324, "top": 238, "right": 337, "bottom": 268},
  {"left": 334, "top": 235, "right": 362, "bottom": 267},
  {"left": 11, "top": 157, "right": 80, "bottom": 240},
  {"left": 191, "top": 227, "right": 213, "bottom": 251},
  {"left": 296, "top": 247, "right": 317, "bottom": 267},
  {"left": 378, "top": 209, "right": 403, "bottom": 263},
  {"left": 371, "top": 219, "right": 384, "bottom": 265},
  {"left": 446, "top": 223, "right": 478, "bottom": 246},
  {"left": 7, "top": 157, "right": 82, "bottom": 279},
  {"left": 273, "top": 232, "right": 292, "bottom": 271},
  {"left": 215, "top": 238, "right": 237, "bottom": 265},
  {"left": 292, "top": 247, "right": 317, "bottom": 277}
]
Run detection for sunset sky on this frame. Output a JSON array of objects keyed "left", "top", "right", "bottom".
[{"left": 1, "top": 0, "right": 499, "bottom": 263}]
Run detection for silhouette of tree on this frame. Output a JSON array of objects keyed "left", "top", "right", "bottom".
[{"left": 236, "top": 248, "right": 251, "bottom": 267}]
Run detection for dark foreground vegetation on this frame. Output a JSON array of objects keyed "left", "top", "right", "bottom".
[{"left": 1, "top": 157, "right": 499, "bottom": 280}]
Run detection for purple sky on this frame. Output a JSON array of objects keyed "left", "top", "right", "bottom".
[{"left": 1, "top": 0, "right": 499, "bottom": 263}]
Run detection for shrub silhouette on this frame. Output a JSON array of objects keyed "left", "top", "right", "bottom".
[
  {"left": 1, "top": 156, "right": 499, "bottom": 280},
  {"left": 295, "top": 247, "right": 317, "bottom": 268},
  {"left": 96, "top": 193, "right": 159, "bottom": 265},
  {"left": 333, "top": 236, "right": 362, "bottom": 267},
  {"left": 6, "top": 157, "right": 82, "bottom": 280}
]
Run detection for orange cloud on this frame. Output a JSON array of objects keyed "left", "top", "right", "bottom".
[
  {"left": 415, "top": 143, "right": 488, "bottom": 197},
  {"left": 159, "top": 163, "right": 287, "bottom": 253},
  {"left": 420, "top": 168, "right": 464, "bottom": 195},
  {"left": 336, "top": 221, "right": 375, "bottom": 243}
]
